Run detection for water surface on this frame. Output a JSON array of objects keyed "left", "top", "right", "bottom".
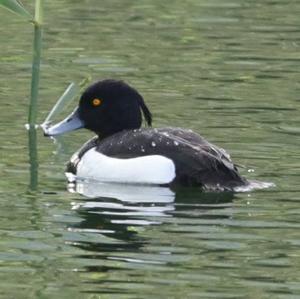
[{"left": 0, "top": 0, "right": 300, "bottom": 298}]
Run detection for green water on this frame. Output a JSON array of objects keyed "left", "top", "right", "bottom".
[{"left": 1, "top": 0, "right": 300, "bottom": 298}]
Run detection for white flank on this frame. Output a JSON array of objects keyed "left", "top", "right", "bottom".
[{"left": 76, "top": 148, "right": 176, "bottom": 185}]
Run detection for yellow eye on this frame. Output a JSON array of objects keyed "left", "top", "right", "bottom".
[{"left": 92, "top": 98, "right": 102, "bottom": 106}]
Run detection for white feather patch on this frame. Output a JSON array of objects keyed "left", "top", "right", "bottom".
[{"left": 76, "top": 148, "right": 176, "bottom": 185}]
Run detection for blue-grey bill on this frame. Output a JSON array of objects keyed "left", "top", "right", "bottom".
[{"left": 44, "top": 108, "right": 84, "bottom": 136}]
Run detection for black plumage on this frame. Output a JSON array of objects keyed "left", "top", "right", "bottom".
[
  {"left": 47, "top": 79, "right": 248, "bottom": 190},
  {"left": 67, "top": 127, "right": 247, "bottom": 190}
]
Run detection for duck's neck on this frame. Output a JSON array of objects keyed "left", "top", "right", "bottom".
[{"left": 95, "top": 127, "right": 142, "bottom": 141}]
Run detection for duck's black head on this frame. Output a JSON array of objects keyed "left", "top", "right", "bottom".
[{"left": 45, "top": 79, "right": 152, "bottom": 138}]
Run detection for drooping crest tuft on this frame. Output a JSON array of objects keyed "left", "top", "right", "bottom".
[{"left": 138, "top": 97, "right": 152, "bottom": 127}]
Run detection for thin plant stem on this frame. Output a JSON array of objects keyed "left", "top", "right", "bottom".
[
  {"left": 28, "top": 127, "right": 38, "bottom": 190},
  {"left": 28, "top": 0, "right": 43, "bottom": 191},
  {"left": 28, "top": 0, "right": 43, "bottom": 127}
]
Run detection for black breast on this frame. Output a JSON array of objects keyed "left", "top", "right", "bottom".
[{"left": 67, "top": 127, "right": 248, "bottom": 190}]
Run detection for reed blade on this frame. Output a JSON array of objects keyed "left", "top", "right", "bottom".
[
  {"left": 41, "top": 82, "right": 78, "bottom": 129},
  {"left": 41, "top": 76, "right": 90, "bottom": 131},
  {"left": 0, "top": 0, "right": 32, "bottom": 19}
]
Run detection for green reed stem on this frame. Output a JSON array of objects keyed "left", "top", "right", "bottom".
[
  {"left": 28, "top": 127, "right": 38, "bottom": 190},
  {"left": 28, "top": 0, "right": 43, "bottom": 127},
  {"left": 27, "top": 0, "right": 43, "bottom": 191}
]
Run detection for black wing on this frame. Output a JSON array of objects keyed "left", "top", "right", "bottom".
[{"left": 90, "top": 127, "right": 247, "bottom": 190}]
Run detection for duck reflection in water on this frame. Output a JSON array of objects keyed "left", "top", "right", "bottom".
[
  {"left": 69, "top": 179, "right": 176, "bottom": 225},
  {"left": 68, "top": 179, "right": 236, "bottom": 254}
]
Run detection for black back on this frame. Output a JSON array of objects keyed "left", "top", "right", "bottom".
[{"left": 67, "top": 127, "right": 247, "bottom": 190}]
